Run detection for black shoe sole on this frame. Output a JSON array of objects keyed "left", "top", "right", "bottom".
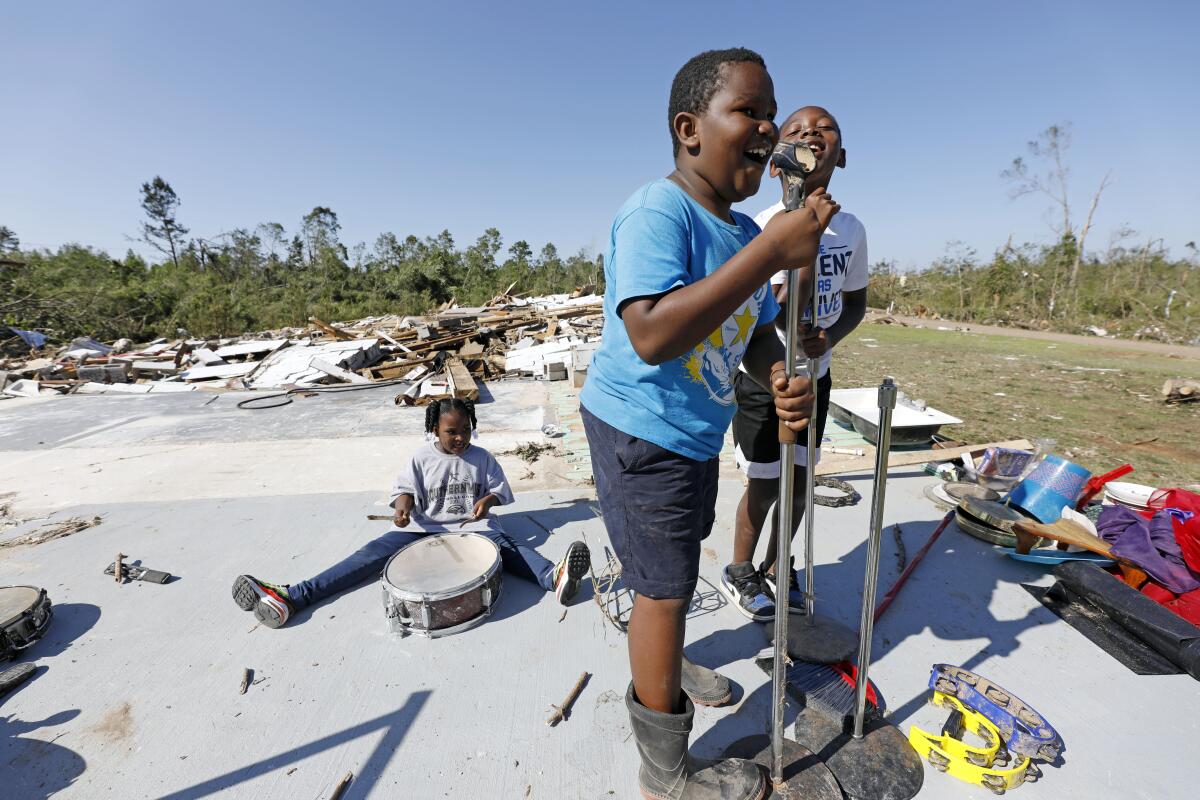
[
  {"left": 683, "top": 685, "right": 734, "bottom": 707},
  {"left": 0, "top": 663, "right": 36, "bottom": 696},
  {"left": 232, "top": 575, "right": 261, "bottom": 611}
]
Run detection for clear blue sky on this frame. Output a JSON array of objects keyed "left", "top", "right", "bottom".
[{"left": 4, "top": 0, "right": 1198, "bottom": 269}]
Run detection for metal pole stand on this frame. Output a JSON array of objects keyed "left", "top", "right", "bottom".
[
  {"left": 771, "top": 252, "right": 857, "bottom": 666},
  {"left": 726, "top": 141, "right": 840, "bottom": 799},
  {"left": 791, "top": 378, "right": 924, "bottom": 800}
]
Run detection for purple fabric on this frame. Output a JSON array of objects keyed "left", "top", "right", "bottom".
[{"left": 1097, "top": 505, "right": 1200, "bottom": 594}]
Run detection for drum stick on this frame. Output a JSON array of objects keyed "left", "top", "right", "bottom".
[
  {"left": 329, "top": 771, "right": 354, "bottom": 800},
  {"left": 366, "top": 514, "right": 392, "bottom": 521},
  {"left": 546, "top": 671, "right": 591, "bottom": 726}
]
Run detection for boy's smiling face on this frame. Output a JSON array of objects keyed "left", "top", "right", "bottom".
[
  {"left": 774, "top": 106, "right": 845, "bottom": 189},
  {"left": 674, "top": 61, "right": 778, "bottom": 211}
]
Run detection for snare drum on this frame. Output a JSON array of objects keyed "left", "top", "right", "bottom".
[
  {"left": 0, "top": 586, "right": 53, "bottom": 661},
  {"left": 381, "top": 533, "right": 502, "bottom": 638}
]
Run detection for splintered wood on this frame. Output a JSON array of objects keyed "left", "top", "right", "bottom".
[
  {"left": 4, "top": 291, "right": 602, "bottom": 398},
  {"left": 445, "top": 356, "right": 479, "bottom": 401},
  {"left": 1162, "top": 377, "right": 1200, "bottom": 404}
]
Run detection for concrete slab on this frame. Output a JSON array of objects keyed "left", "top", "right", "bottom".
[
  {"left": 0, "top": 382, "right": 567, "bottom": 513},
  {"left": 0, "top": 385, "right": 1197, "bottom": 799}
]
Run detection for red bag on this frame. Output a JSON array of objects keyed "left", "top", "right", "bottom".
[{"left": 1150, "top": 488, "right": 1200, "bottom": 574}]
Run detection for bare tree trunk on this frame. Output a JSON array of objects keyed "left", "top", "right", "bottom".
[
  {"left": 1052, "top": 142, "right": 1072, "bottom": 239},
  {"left": 1069, "top": 172, "right": 1112, "bottom": 309},
  {"left": 957, "top": 263, "right": 965, "bottom": 318}
]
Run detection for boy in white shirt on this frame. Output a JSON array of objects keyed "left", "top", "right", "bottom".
[{"left": 720, "top": 106, "right": 869, "bottom": 620}]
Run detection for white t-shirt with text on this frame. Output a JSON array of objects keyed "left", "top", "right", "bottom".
[{"left": 753, "top": 204, "right": 869, "bottom": 379}]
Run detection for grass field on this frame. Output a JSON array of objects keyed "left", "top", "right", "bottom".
[{"left": 834, "top": 323, "right": 1200, "bottom": 486}]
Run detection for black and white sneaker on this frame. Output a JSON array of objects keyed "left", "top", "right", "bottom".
[
  {"left": 762, "top": 560, "right": 806, "bottom": 615},
  {"left": 553, "top": 541, "right": 591, "bottom": 605},
  {"left": 719, "top": 561, "right": 775, "bottom": 622}
]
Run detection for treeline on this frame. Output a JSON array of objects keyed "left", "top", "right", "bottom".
[
  {"left": 5, "top": 122, "right": 1199, "bottom": 348},
  {"left": 868, "top": 235, "right": 1198, "bottom": 343},
  {"left": 0, "top": 189, "right": 604, "bottom": 343},
  {"left": 5, "top": 215, "right": 1196, "bottom": 347}
]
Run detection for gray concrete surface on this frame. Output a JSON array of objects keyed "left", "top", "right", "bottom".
[{"left": 1, "top": 386, "right": 1198, "bottom": 799}]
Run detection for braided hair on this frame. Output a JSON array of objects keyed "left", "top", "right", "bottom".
[{"left": 424, "top": 398, "right": 478, "bottom": 434}]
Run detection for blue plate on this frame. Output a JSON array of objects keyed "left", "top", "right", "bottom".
[{"left": 1001, "top": 547, "right": 1114, "bottom": 566}]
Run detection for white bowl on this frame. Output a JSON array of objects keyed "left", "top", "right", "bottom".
[{"left": 1105, "top": 481, "right": 1157, "bottom": 507}]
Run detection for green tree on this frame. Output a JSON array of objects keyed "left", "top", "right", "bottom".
[
  {"left": 0, "top": 225, "right": 18, "bottom": 254},
  {"left": 301, "top": 206, "right": 342, "bottom": 263},
  {"left": 139, "top": 176, "right": 188, "bottom": 270}
]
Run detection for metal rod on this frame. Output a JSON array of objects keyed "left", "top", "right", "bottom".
[
  {"left": 771, "top": 264, "right": 804, "bottom": 783},
  {"left": 853, "top": 376, "right": 896, "bottom": 739},
  {"left": 771, "top": 175, "right": 808, "bottom": 784},
  {"left": 802, "top": 250, "right": 821, "bottom": 620}
]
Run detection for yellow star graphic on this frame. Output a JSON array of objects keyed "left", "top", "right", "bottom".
[{"left": 730, "top": 305, "right": 756, "bottom": 346}]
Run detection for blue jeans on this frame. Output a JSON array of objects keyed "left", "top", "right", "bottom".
[{"left": 288, "top": 519, "right": 556, "bottom": 610}]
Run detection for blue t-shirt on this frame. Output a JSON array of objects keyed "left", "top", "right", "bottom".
[{"left": 580, "top": 179, "right": 779, "bottom": 461}]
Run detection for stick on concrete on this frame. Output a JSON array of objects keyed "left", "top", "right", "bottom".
[
  {"left": 240, "top": 668, "right": 252, "bottom": 695},
  {"left": 546, "top": 671, "right": 590, "bottom": 726},
  {"left": 328, "top": 771, "right": 353, "bottom": 800}
]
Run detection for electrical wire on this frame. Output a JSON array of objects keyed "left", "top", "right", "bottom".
[{"left": 236, "top": 376, "right": 411, "bottom": 410}]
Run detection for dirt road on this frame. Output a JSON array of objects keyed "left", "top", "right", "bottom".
[{"left": 880, "top": 313, "right": 1200, "bottom": 360}]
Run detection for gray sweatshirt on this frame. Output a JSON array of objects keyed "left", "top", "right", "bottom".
[{"left": 389, "top": 442, "right": 514, "bottom": 524}]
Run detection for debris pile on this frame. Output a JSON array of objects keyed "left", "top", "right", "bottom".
[{"left": 0, "top": 292, "right": 603, "bottom": 403}]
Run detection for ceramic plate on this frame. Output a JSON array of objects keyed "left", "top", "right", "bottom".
[{"left": 1104, "top": 481, "right": 1156, "bottom": 507}]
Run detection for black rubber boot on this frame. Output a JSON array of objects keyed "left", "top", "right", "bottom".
[
  {"left": 626, "top": 683, "right": 766, "bottom": 800},
  {"left": 681, "top": 656, "right": 732, "bottom": 707}
]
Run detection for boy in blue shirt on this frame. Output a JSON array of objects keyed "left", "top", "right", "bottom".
[{"left": 581, "top": 48, "right": 838, "bottom": 800}]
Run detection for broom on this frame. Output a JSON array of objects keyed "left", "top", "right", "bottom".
[
  {"left": 754, "top": 511, "right": 959, "bottom": 725},
  {"left": 756, "top": 656, "right": 885, "bottom": 726}
]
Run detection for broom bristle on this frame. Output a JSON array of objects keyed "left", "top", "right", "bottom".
[{"left": 755, "top": 657, "right": 885, "bottom": 726}]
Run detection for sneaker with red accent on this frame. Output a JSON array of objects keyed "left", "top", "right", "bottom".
[
  {"left": 552, "top": 541, "right": 591, "bottom": 605},
  {"left": 232, "top": 575, "right": 294, "bottom": 628}
]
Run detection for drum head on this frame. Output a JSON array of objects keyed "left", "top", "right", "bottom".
[
  {"left": 0, "top": 586, "right": 42, "bottom": 625},
  {"left": 383, "top": 534, "right": 500, "bottom": 597}
]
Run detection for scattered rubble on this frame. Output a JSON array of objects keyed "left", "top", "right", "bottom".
[
  {"left": 0, "top": 515, "right": 103, "bottom": 549},
  {"left": 0, "top": 291, "right": 603, "bottom": 404},
  {"left": 506, "top": 442, "right": 558, "bottom": 464}
]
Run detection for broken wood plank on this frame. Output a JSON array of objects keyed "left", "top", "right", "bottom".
[
  {"left": 445, "top": 357, "right": 479, "bottom": 401},
  {"left": 191, "top": 348, "right": 226, "bottom": 366},
  {"left": 458, "top": 340, "right": 485, "bottom": 357},
  {"left": 816, "top": 438, "right": 1034, "bottom": 476},
  {"left": 308, "top": 317, "right": 356, "bottom": 341},
  {"left": 364, "top": 361, "right": 431, "bottom": 380},
  {"left": 309, "top": 358, "right": 372, "bottom": 384}
]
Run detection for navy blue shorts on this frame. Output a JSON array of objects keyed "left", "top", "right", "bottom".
[{"left": 581, "top": 405, "right": 718, "bottom": 600}]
